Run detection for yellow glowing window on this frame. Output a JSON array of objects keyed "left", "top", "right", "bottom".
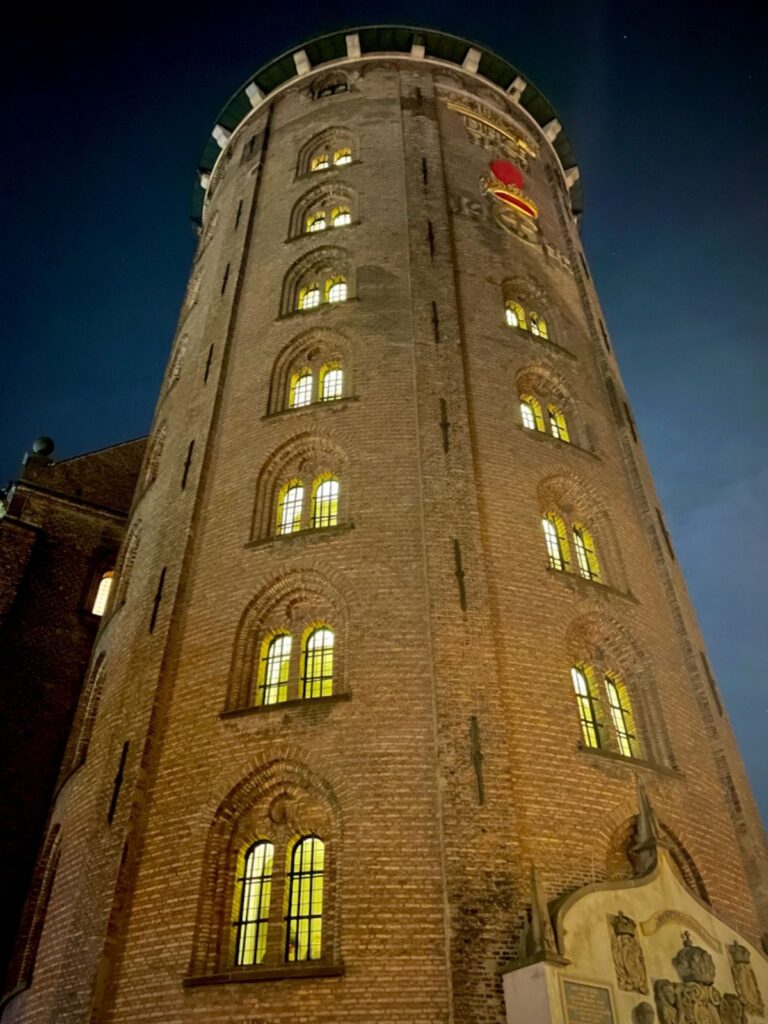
[
  {"left": 520, "top": 394, "right": 544, "bottom": 432},
  {"left": 319, "top": 363, "right": 343, "bottom": 401},
  {"left": 573, "top": 525, "right": 600, "bottom": 582},
  {"left": 235, "top": 841, "right": 274, "bottom": 965},
  {"left": 326, "top": 277, "right": 347, "bottom": 304},
  {"left": 91, "top": 571, "right": 114, "bottom": 617},
  {"left": 330, "top": 205, "right": 351, "bottom": 227},
  {"left": 305, "top": 210, "right": 327, "bottom": 233},
  {"left": 605, "top": 675, "right": 639, "bottom": 758},
  {"left": 505, "top": 301, "right": 526, "bottom": 330},
  {"left": 258, "top": 633, "right": 292, "bottom": 705},
  {"left": 289, "top": 368, "right": 313, "bottom": 408},
  {"left": 302, "top": 626, "right": 334, "bottom": 698},
  {"left": 529, "top": 312, "right": 548, "bottom": 339},
  {"left": 298, "top": 283, "right": 320, "bottom": 310},
  {"left": 311, "top": 475, "right": 339, "bottom": 528},
  {"left": 542, "top": 514, "right": 569, "bottom": 571},
  {"left": 332, "top": 147, "right": 352, "bottom": 166},
  {"left": 310, "top": 153, "right": 330, "bottom": 172},
  {"left": 285, "top": 836, "right": 324, "bottom": 961},
  {"left": 571, "top": 665, "right": 603, "bottom": 749},
  {"left": 276, "top": 481, "right": 304, "bottom": 535},
  {"left": 548, "top": 405, "right": 570, "bottom": 442}
]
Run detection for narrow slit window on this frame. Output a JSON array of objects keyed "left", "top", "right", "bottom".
[
  {"left": 298, "top": 283, "right": 321, "bottom": 310},
  {"left": 573, "top": 525, "right": 600, "bottom": 582},
  {"left": 235, "top": 841, "right": 274, "bottom": 965},
  {"left": 325, "top": 277, "right": 347, "bottom": 304},
  {"left": 319, "top": 364, "right": 343, "bottom": 401},
  {"left": 92, "top": 571, "right": 114, "bottom": 616},
  {"left": 302, "top": 627, "right": 334, "bottom": 698},
  {"left": 285, "top": 837, "right": 325, "bottom": 962},
  {"left": 276, "top": 482, "right": 304, "bottom": 535},
  {"left": 258, "top": 634, "right": 292, "bottom": 705},
  {"left": 605, "top": 675, "right": 639, "bottom": 758},
  {"left": 571, "top": 666, "right": 603, "bottom": 749},
  {"left": 548, "top": 405, "right": 570, "bottom": 442},
  {"left": 505, "top": 301, "right": 526, "bottom": 330},
  {"left": 542, "top": 514, "right": 569, "bottom": 571},
  {"left": 289, "top": 369, "right": 313, "bottom": 408},
  {"left": 311, "top": 476, "right": 339, "bottom": 528}
]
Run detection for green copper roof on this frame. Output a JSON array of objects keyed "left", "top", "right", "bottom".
[{"left": 193, "top": 25, "right": 582, "bottom": 223}]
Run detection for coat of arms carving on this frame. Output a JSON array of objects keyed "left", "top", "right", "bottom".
[
  {"left": 728, "top": 941, "right": 764, "bottom": 1016},
  {"left": 611, "top": 911, "right": 649, "bottom": 993}
]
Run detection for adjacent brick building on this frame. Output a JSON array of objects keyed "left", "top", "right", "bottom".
[{"left": 2, "top": 26, "right": 766, "bottom": 1024}]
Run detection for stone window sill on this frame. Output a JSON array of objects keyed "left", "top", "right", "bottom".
[
  {"left": 278, "top": 297, "right": 359, "bottom": 322},
  {"left": 545, "top": 566, "right": 638, "bottom": 604},
  {"left": 285, "top": 220, "right": 361, "bottom": 244},
  {"left": 517, "top": 423, "right": 599, "bottom": 459},
  {"left": 263, "top": 396, "right": 359, "bottom": 421},
  {"left": 295, "top": 159, "right": 362, "bottom": 182},
  {"left": 221, "top": 692, "right": 351, "bottom": 720},
  {"left": 246, "top": 523, "right": 353, "bottom": 550},
  {"left": 578, "top": 744, "right": 682, "bottom": 780},
  {"left": 183, "top": 962, "right": 345, "bottom": 987},
  {"left": 506, "top": 325, "right": 577, "bottom": 360}
]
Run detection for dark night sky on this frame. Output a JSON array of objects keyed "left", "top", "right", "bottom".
[{"left": 3, "top": 1, "right": 766, "bottom": 819}]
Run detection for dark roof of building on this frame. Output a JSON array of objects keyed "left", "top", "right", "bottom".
[{"left": 193, "top": 25, "right": 581, "bottom": 223}]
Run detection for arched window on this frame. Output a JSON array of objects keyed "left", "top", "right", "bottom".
[
  {"left": 330, "top": 205, "right": 351, "bottom": 227},
  {"left": 571, "top": 666, "right": 603, "bottom": 749},
  {"left": 605, "top": 675, "right": 639, "bottom": 758},
  {"left": 144, "top": 424, "right": 166, "bottom": 487},
  {"left": 325, "top": 276, "right": 347, "bottom": 304},
  {"left": 332, "top": 147, "right": 352, "bottom": 166},
  {"left": 285, "top": 836, "right": 325, "bottom": 961},
  {"left": 319, "top": 363, "right": 343, "bottom": 401},
  {"left": 573, "top": 525, "right": 601, "bottom": 581},
  {"left": 529, "top": 311, "right": 548, "bottom": 338},
  {"left": 258, "top": 633, "right": 292, "bottom": 705},
  {"left": 542, "top": 514, "right": 570, "bottom": 571},
  {"left": 234, "top": 841, "right": 274, "bottom": 965},
  {"left": 289, "top": 368, "right": 313, "bottom": 408},
  {"left": 298, "top": 283, "right": 321, "bottom": 310},
  {"left": 505, "top": 301, "right": 527, "bottom": 330},
  {"left": 310, "top": 153, "right": 330, "bottom": 172},
  {"left": 305, "top": 209, "right": 327, "bottom": 233},
  {"left": 520, "top": 394, "right": 544, "bottom": 432},
  {"left": 547, "top": 405, "right": 570, "bottom": 442},
  {"left": 91, "top": 570, "right": 114, "bottom": 616},
  {"left": 302, "top": 627, "right": 334, "bottom": 698},
  {"left": 276, "top": 482, "right": 304, "bottom": 535},
  {"left": 311, "top": 476, "right": 339, "bottom": 528}
]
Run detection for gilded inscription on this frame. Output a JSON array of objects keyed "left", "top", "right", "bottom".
[{"left": 563, "top": 981, "right": 615, "bottom": 1024}]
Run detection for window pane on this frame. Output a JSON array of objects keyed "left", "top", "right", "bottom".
[
  {"left": 530, "top": 311, "right": 548, "bottom": 338},
  {"left": 326, "top": 279, "right": 347, "bottom": 303},
  {"left": 235, "top": 841, "right": 274, "bottom": 965},
  {"left": 333, "top": 148, "right": 351, "bottom": 165},
  {"left": 573, "top": 526, "right": 600, "bottom": 582},
  {"left": 521, "top": 401, "right": 536, "bottom": 431},
  {"left": 606, "top": 676, "right": 638, "bottom": 757},
  {"left": 310, "top": 154, "right": 329, "bottom": 171},
  {"left": 299, "top": 285, "right": 320, "bottom": 310},
  {"left": 259, "top": 634, "right": 292, "bottom": 705},
  {"left": 92, "top": 571, "right": 114, "bottom": 616},
  {"left": 542, "top": 516, "right": 567, "bottom": 571},
  {"left": 302, "top": 627, "right": 334, "bottom": 698},
  {"left": 331, "top": 206, "right": 351, "bottom": 227},
  {"left": 505, "top": 301, "right": 526, "bottom": 330},
  {"left": 320, "top": 367, "right": 343, "bottom": 401},
  {"left": 306, "top": 211, "right": 327, "bottom": 233},
  {"left": 571, "top": 666, "right": 602, "bottom": 749},
  {"left": 289, "top": 370, "right": 313, "bottom": 408},
  {"left": 548, "top": 406, "right": 570, "bottom": 442},
  {"left": 277, "top": 484, "right": 304, "bottom": 535},
  {"left": 285, "top": 836, "right": 325, "bottom": 961},
  {"left": 311, "top": 478, "right": 339, "bottom": 529}
]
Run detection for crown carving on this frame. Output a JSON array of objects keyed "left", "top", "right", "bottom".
[
  {"left": 673, "top": 931, "right": 716, "bottom": 985},
  {"left": 728, "top": 941, "right": 751, "bottom": 964},
  {"left": 611, "top": 911, "right": 637, "bottom": 937}
]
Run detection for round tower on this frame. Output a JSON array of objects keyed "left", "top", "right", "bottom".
[{"left": 5, "top": 26, "right": 767, "bottom": 1024}]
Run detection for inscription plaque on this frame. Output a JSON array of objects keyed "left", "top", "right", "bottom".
[{"left": 563, "top": 981, "right": 615, "bottom": 1024}]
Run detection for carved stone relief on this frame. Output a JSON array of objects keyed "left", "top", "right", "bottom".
[
  {"left": 729, "top": 942, "right": 765, "bottom": 1016},
  {"left": 611, "top": 912, "right": 649, "bottom": 993}
]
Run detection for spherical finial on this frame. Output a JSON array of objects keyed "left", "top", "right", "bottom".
[{"left": 31, "top": 436, "right": 55, "bottom": 456}]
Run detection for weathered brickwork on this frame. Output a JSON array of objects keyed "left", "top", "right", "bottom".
[{"left": 2, "top": 29, "right": 766, "bottom": 1024}]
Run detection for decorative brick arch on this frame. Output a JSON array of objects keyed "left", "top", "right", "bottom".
[
  {"left": 114, "top": 519, "right": 141, "bottom": 606},
  {"left": 280, "top": 245, "right": 353, "bottom": 316},
  {"left": 515, "top": 362, "right": 592, "bottom": 449},
  {"left": 226, "top": 568, "right": 350, "bottom": 711},
  {"left": 288, "top": 180, "right": 357, "bottom": 240},
  {"left": 57, "top": 653, "right": 107, "bottom": 785},
  {"left": 188, "top": 756, "right": 343, "bottom": 977},
  {"left": 267, "top": 327, "right": 351, "bottom": 415},
  {"left": 296, "top": 126, "right": 355, "bottom": 177}
]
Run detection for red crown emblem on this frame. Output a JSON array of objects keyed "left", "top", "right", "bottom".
[{"left": 483, "top": 160, "right": 538, "bottom": 219}]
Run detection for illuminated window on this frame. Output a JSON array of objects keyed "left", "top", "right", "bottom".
[
  {"left": 276, "top": 482, "right": 304, "bottom": 535},
  {"left": 310, "top": 153, "right": 330, "bottom": 172},
  {"left": 311, "top": 476, "right": 339, "bottom": 528},
  {"left": 505, "top": 301, "right": 527, "bottom": 330},
  {"left": 298, "top": 283, "right": 321, "bottom": 310},
  {"left": 529, "top": 312, "right": 548, "bottom": 339},
  {"left": 319, "top": 363, "right": 343, "bottom": 401},
  {"left": 325, "top": 277, "right": 347, "bottom": 304},
  {"left": 330, "top": 205, "right": 351, "bottom": 227},
  {"left": 305, "top": 210, "right": 327, "bottom": 233},
  {"left": 302, "top": 627, "right": 334, "bottom": 698},
  {"left": 571, "top": 666, "right": 603, "bottom": 749},
  {"left": 542, "top": 514, "right": 570, "bottom": 571},
  {"left": 258, "top": 633, "right": 292, "bottom": 705},
  {"left": 548, "top": 405, "right": 570, "bottom": 442},
  {"left": 605, "top": 675, "right": 639, "bottom": 758},
  {"left": 91, "top": 571, "right": 114, "bottom": 616},
  {"left": 573, "top": 525, "right": 600, "bottom": 581},
  {"left": 520, "top": 394, "right": 544, "bottom": 432},
  {"left": 289, "top": 369, "right": 313, "bottom": 408},
  {"left": 285, "top": 836, "right": 325, "bottom": 961},
  {"left": 332, "top": 147, "right": 352, "bottom": 166},
  {"left": 235, "top": 841, "right": 274, "bottom": 965}
]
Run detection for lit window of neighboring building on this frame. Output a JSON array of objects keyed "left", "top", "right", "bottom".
[
  {"left": 302, "top": 627, "right": 335, "bottom": 698},
  {"left": 542, "top": 514, "right": 570, "bottom": 571},
  {"left": 276, "top": 482, "right": 304, "bottom": 535},
  {"left": 285, "top": 836, "right": 325, "bottom": 961},
  {"left": 91, "top": 571, "right": 114, "bottom": 617},
  {"left": 234, "top": 841, "right": 274, "bottom": 964},
  {"left": 571, "top": 665, "right": 603, "bottom": 749}
]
